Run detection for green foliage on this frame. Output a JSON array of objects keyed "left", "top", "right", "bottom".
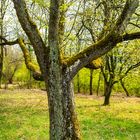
[
  {"left": 124, "top": 73, "right": 140, "bottom": 96},
  {"left": 73, "top": 68, "right": 102, "bottom": 94},
  {"left": 14, "top": 63, "right": 29, "bottom": 82}
]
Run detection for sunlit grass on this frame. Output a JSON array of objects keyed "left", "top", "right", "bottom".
[
  {"left": 76, "top": 95, "right": 140, "bottom": 140},
  {"left": 0, "top": 89, "right": 140, "bottom": 140}
]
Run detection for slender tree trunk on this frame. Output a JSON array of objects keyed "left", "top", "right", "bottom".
[
  {"left": 0, "top": 45, "right": 3, "bottom": 88},
  {"left": 8, "top": 78, "right": 13, "bottom": 84},
  {"left": 96, "top": 71, "right": 101, "bottom": 96},
  {"left": 120, "top": 79, "right": 129, "bottom": 97},
  {"left": 0, "top": 16, "right": 4, "bottom": 88},
  {"left": 90, "top": 69, "right": 93, "bottom": 95},
  {"left": 103, "top": 82, "right": 113, "bottom": 105},
  {"left": 103, "top": 80, "right": 107, "bottom": 96},
  {"left": 77, "top": 73, "right": 80, "bottom": 93},
  {"left": 28, "top": 46, "right": 32, "bottom": 89},
  {"left": 4, "top": 81, "right": 8, "bottom": 89}
]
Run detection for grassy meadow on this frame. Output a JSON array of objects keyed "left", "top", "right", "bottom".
[{"left": 0, "top": 89, "right": 140, "bottom": 140}]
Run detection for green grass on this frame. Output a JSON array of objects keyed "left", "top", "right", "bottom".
[
  {"left": 76, "top": 95, "right": 140, "bottom": 140},
  {"left": 0, "top": 89, "right": 140, "bottom": 140}
]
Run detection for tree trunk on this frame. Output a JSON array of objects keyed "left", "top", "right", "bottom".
[
  {"left": 46, "top": 0, "right": 81, "bottom": 138},
  {"left": 46, "top": 69, "right": 81, "bottom": 140},
  {"left": 0, "top": 16, "right": 4, "bottom": 88},
  {"left": 90, "top": 69, "right": 93, "bottom": 95},
  {"left": 96, "top": 71, "right": 101, "bottom": 96},
  {"left": 0, "top": 46, "right": 3, "bottom": 88},
  {"left": 120, "top": 79, "right": 129, "bottom": 97},
  {"left": 103, "top": 83, "right": 113, "bottom": 105},
  {"left": 77, "top": 73, "right": 80, "bottom": 93},
  {"left": 103, "top": 80, "right": 107, "bottom": 96},
  {"left": 8, "top": 78, "right": 13, "bottom": 84},
  {"left": 62, "top": 72, "right": 81, "bottom": 139}
]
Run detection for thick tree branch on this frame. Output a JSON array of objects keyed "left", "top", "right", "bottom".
[
  {"left": 12, "top": 0, "right": 48, "bottom": 76},
  {"left": 63, "top": 0, "right": 139, "bottom": 79},
  {"left": 0, "top": 35, "right": 44, "bottom": 81},
  {"left": 122, "top": 32, "right": 140, "bottom": 41},
  {"left": 18, "top": 38, "right": 38, "bottom": 72},
  {"left": 63, "top": 31, "right": 140, "bottom": 67},
  {"left": 18, "top": 38, "right": 43, "bottom": 81},
  {"left": 0, "top": 35, "right": 101, "bottom": 80}
]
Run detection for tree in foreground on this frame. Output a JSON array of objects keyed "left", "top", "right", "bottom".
[{"left": 0, "top": 0, "right": 140, "bottom": 139}]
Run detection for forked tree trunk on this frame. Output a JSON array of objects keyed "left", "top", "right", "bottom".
[
  {"left": 46, "top": 0, "right": 81, "bottom": 138},
  {"left": 46, "top": 69, "right": 81, "bottom": 140},
  {"left": 90, "top": 69, "right": 93, "bottom": 95}
]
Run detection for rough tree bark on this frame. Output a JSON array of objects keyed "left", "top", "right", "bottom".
[{"left": 47, "top": 0, "right": 81, "bottom": 138}]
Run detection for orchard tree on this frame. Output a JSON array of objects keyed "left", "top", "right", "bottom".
[
  {"left": 0, "top": 0, "right": 140, "bottom": 139},
  {"left": 3, "top": 46, "right": 22, "bottom": 88},
  {"left": 101, "top": 41, "right": 140, "bottom": 105}
]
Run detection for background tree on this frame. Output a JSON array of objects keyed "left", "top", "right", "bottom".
[
  {"left": 101, "top": 40, "right": 140, "bottom": 105},
  {"left": 3, "top": 46, "right": 22, "bottom": 88}
]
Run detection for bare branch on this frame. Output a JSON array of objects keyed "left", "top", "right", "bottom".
[
  {"left": 125, "top": 61, "right": 140, "bottom": 75},
  {"left": 118, "top": 61, "right": 140, "bottom": 82},
  {"left": 81, "top": 20, "right": 96, "bottom": 42},
  {"left": 129, "top": 22, "right": 140, "bottom": 28},
  {"left": 0, "top": 36, "right": 18, "bottom": 45}
]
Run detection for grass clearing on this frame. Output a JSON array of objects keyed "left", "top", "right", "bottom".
[{"left": 0, "top": 89, "right": 140, "bottom": 140}]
